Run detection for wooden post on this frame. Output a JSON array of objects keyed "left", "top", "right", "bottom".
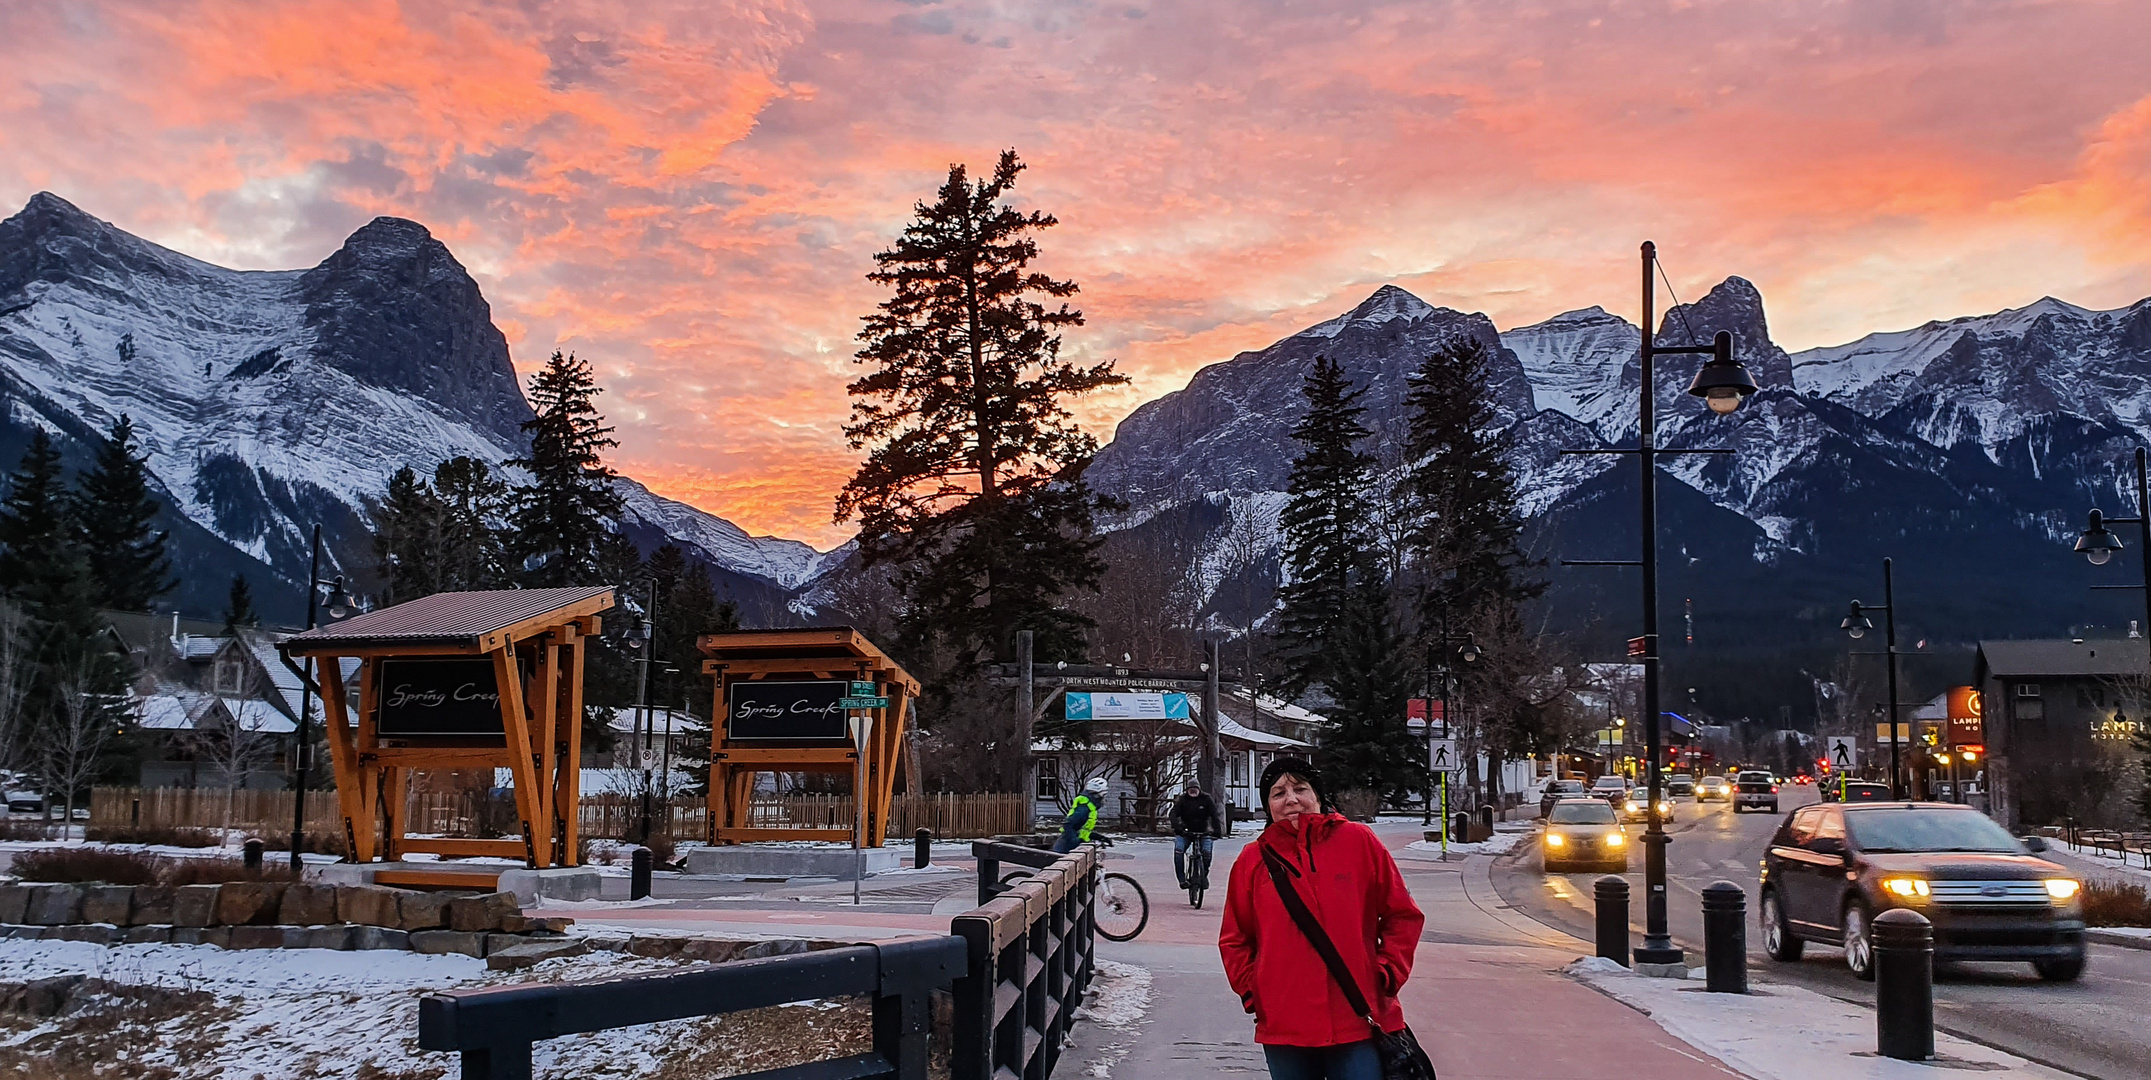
[
  {"left": 559, "top": 627, "right": 585, "bottom": 866},
  {"left": 493, "top": 647, "right": 550, "bottom": 869}
]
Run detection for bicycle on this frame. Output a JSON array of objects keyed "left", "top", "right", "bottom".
[
  {"left": 1004, "top": 835, "right": 1149, "bottom": 941},
  {"left": 1179, "top": 831, "right": 1214, "bottom": 909}
]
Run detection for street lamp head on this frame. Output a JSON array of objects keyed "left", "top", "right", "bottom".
[
  {"left": 323, "top": 577, "right": 353, "bottom": 620},
  {"left": 2075, "top": 508, "right": 2122, "bottom": 566},
  {"left": 625, "top": 618, "right": 652, "bottom": 647},
  {"left": 1841, "top": 601, "right": 1872, "bottom": 640},
  {"left": 1458, "top": 640, "right": 1481, "bottom": 664},
  {"left": 1685, "top": 332, "right": 1758, "bottom": 414}
]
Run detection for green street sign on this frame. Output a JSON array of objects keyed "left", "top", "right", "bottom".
[
  {"left": 838, "top": 696, "right": 889, "bottom": 710},
  {"left": 849, "top": 680, "right": 878, "bottom": 696}
]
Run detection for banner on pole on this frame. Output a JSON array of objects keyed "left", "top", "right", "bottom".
[{"left": 1064, "top": 692, "right": 1191, "bottom": 721}]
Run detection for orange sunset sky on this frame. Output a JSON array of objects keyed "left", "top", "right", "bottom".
[{"left": 3, "top": 1, "right": 2149, "bottom": 548}]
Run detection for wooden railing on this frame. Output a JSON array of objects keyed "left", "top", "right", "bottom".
[{"left": 89, "top": 788, "right": 1035, "bottom": 842}]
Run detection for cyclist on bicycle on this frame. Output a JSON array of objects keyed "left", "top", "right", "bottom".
[
  {"left": 1054, "top": 776, "right": 1110, "bottom": 853},
  {"left": 1171, "top": 779, "right": 1222, "bottom": 890}
]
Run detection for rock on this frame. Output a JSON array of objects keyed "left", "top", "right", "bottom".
[
  {"left": 216, "top": 882, "right": 288, "bottom": 926},
  {"left": 172, "top": 885, "right": 221, "bottom": 927},
  {"left": 351, "top": 925, "right": 411, "bottom": 951},
  {"left": 485, "top": 937, "right": 591, "bottom": 971},
  {"left": 580, "top": 932, "right": 633, "bottom": 953},
  {"left": 499, "top": 914, "right": 575, "bottom": 934},
  {"left": 24, "top": 884, "right": 84, "bottom": 925},
  {"left": 0, "top": 884, "right": 28, "bottom": 924},
  {"left": 128, "top": 887, "right": 175, "bottom": 926},
  {"left": 4, "top": 925, "right": 51, "bottom": 940},
  {"left": 625, "top": 935, "right": 689, "bottom": 959},
  {"left": 276, "top": 884, "right": 338, "bottom": 926},
  {"left": 335, "top": 884, "right": 400, "bottom": 927},
  {"left": 10, "top": 975, "right": 86, "bottom": 1017},
  {"left": 409, "top": 929, "right": 487, "bottom": 957},
  {"left": 196, "top": 927, "right": 233, "bottom": 948},
  {"left": 448, "top": 892, "right": 520, "bottom": 933},
  {"left": 228, "top": 925, "right": 285, "bottom": 949},
  {"left": 123, "top": 925, "right": 172, "bottom": 944},
  {"left": 54, "top": 924, "right": 119, "bottom": 945},
  {"left": 80, "top": 886, "right": 133, "bottom": 925},
  {"left": 396, "top": 891, "right": 450, "bottom": 931},
  {"left": 290, "top": 924, "right": 355, "bottom": 950}
]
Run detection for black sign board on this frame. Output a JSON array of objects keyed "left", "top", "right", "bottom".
[
  {"left": 726, "top": 680, "right": 850, "bottom": 741},
  {"left": 375, "top": 658, "right": 506, "bottom": 737}
]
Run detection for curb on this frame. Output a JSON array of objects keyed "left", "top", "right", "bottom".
[{"left": 2086, "top": 928, "right": 2151, "bottom": 951}]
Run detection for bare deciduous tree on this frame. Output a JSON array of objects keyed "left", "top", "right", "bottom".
[
  {"left": 186, "top": 660, "right": 284, "bottom": 844},
  {"left": 39, "top": 654, "right": 127, "bottom": 836}
]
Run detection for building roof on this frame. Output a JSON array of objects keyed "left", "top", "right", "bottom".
[
  {"left": 284, "top": 587, "right": 614, "bottom": 651},
  {"left": 1975, "top": 638, "right": 2149, "bottom": 678}
]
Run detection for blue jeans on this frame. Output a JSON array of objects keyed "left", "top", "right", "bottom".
[
  {"left": 1262, "top": 1040, "right": 1381, "bottom": 1080},
  {"left": 1173, "top": 835, "right": 1214, "bottom": 886}
]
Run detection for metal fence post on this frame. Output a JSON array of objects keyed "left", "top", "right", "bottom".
[
  {"left": 1594, "top": 875, "right": 1630, "bottom": 967},
  {"left": 1874, "top": 908, "right": 1934, "bottom": 1061},
  {"left": 1700, "top": 881, "right": 1746, "bottom": 993}
]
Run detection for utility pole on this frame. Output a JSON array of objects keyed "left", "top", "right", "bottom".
[
  {"left": 1203, "top": 638, "right": 1223, "bottom": 836},
  {"left": 1017, "top": 629, "right": 1035, "bottom": 794}
]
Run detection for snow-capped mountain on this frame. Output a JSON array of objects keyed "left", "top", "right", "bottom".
[
  {"left": 1085, "top": 273, "right": 2151, "bottom": 704},
  {"left": 0, "top": 192, "right": 830, "bottom": 618}
]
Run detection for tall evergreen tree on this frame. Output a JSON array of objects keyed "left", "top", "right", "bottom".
[
  {"left": 222, "top": 575, "right": 259, "bottom": 634},
  {"left": 72, "top": 415, "right": 172, "bottom": 611},
  {"left": 432, "top": 456, "right": 510, "bottom": 590},
  {"left": 1315, "top": 585, "right": 1422, "bottom": 801},
  {"left": 372, "top": 466, "right": 447, "bottom": 606},
  {"left": 837, "top": 149, "right": 1126, "bottom": 671},
  {"left": 509, "top": 351, "right": 625, "bottom": 588},
  {"left": 0, "top": 431, "right": 82, "bottom": 611},
  {"left": 1274, "top": 357, "right": 1382, "bottom": 700}
]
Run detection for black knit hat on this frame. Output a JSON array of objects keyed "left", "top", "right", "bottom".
[{"left": 1257, "top": 756, "right": 1327, "bottom": 820}]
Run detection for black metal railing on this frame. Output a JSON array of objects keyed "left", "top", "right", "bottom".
[{"left": 416, "top": 844, "right": 1099, "bottom": 1080}]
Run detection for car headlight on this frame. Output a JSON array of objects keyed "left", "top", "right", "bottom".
[
  {"left": 1545, "top": 832, "right": 1566, "bottom": 847},
  {"left": 1658, "top": 802, "right": 1670, "bottom": 813},
  {"left": 2045, "top": 879, "right": 2081, "bottom": 901},
  {"left": 1603, "top": 832, "right": 1625, "bottom": 847},
  {"left": 1882, "top": 877, "right": 1931, "bottom": 899}
]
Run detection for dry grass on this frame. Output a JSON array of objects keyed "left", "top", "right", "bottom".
[
  {"left": 2081, "top": 879, "right": 2151, "bottom": 927},
  {"left": 0, "top": 977, "right": 227, "bottom": 1080},
  {"left": 163, "top": 857, "right": 298, "bottom": 888},
  {"left": 7, "top": 847, "right": 298, "bottom": 888},
  {"left": 82, "top": 825, "right": 219, "bottom": 848}
]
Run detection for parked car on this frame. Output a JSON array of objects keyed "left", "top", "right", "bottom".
[
  {"left": 1734, "top": 770, "right": 1780, "bottom": 814},
  {"left": 1666, "top": 774, "right": 1695, "bottom": 798},
  {"left": 1822, "top": 778, "right": 1894, "bottom": 803},
  {"left": 4, "top": 788, "right": 44, "bottom": 814},
  {"left": 1621, "top": 788, "right": 1674, "bottom": 824},
  {"left": 1695, "top": 776, "right": 1732, "bottom": 802},
  {"left": 1590, "top": 775, "right": 1631, "bottom": 804},
  {"left": 1540, "top": 779, "right": 1587, "bottom": 818},
  {"left": 1542, "top": 798, "right": 1628, "bottom": 874},
  {"left": 1759, "top": 802, "right": 2084, "bottom": 981}
]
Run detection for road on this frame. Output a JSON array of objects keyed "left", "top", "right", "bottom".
[{"left": 1491, "top": 785, "right": 2151, "bottom": 1080}]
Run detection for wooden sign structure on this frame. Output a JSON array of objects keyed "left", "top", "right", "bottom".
[
  {"left": 701, "top": 627, "right": 919, "bottom": 847},
  {"left": 280, "top": 587, "right": 614, "bottom": 870}
]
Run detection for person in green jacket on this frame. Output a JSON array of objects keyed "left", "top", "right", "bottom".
[{"left": 1054, "top": 776, "right": 1109, "bottom": 853}]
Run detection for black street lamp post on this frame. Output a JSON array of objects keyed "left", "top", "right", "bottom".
[
  {"left": 1841, "top": 558, "right": 1904, "bottom": 798},
  {"left": 289, "top": 523, "right": 354, "bottom": 871},
  {"left": 1563, "top": 241, "right": 1759, "bottom": 971},
  {"left": 1420, "top": 621, "right": 1481, "bottom": 824},
  {"left": 2073, "top": 447, "right": 2151, "bottom": 671}
]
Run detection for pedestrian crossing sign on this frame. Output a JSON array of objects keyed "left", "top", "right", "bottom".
[{"left": 1429, "top": 738, "right": 1458, "bottom": 774}]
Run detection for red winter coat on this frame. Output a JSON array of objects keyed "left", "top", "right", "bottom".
[{"left": 1218, "top": 812, "right": 1424, "bottom": 1047}]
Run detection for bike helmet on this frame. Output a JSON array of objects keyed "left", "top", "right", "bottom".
[{"left": 1084, "top": 777, "right": 1110, "bottom": 796}]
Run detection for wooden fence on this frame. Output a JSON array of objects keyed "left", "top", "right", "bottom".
[{"left": 89, "top": 788, "right": 1034, "bottom": 843}]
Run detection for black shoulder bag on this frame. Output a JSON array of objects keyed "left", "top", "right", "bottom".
[{"left": 1259, "top": 847, "right": 1436, "bottom": 1080}]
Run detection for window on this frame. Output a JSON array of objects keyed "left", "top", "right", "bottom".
[
  {"left": 2014, "top": 683, "right": 2041, "bottom": 699},
  {"left": 1231, "top": 754, "right": 1249, "bottom": 784},
  {"left": 213, "top": 659, "right": 245, "bottom": 694},
  {"left": 1035, "top": 758, "right": 1059, "bottom": 798}
]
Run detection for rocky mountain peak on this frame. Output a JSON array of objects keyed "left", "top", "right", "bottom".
[{"left": 1654, "top": 275, "right": 1794, "bottom": 392}]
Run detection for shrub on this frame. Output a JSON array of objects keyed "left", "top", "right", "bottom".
[
  {"left": 643, "top": 832, "right": 677, "bottom": 865},
  {"left": 163, "top": 857, "right": 298, "bottom": 888},
  {"left": 0, "top": 818, "right": 51, "bottom": 841},
  {"left": 2081, "top": 879, "right": 2151, "bottom": 927},
  {"left": 10, "top": 847, "right": 162, "bottom": 885},
  {"left": 84, "top": 825, "right": 220, "bottom": 848},
  {"left": 250, "top": 830, "right": 347, "bottom": 857}
]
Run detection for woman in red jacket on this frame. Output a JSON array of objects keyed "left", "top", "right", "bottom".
[{"left": 1219, "top": 757, "right": 1424, "bottom": 1080}]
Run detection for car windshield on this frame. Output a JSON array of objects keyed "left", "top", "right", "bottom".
[
  {"left": 1592, "top": 777, "right": 1625, "bottom": 789},
  {"left": 1550, "top": 801, "right": 1617, "bottom": 824},
  {"left": 1550, "top": 781, "right": 1584, "bottom": 793},
  {"left": 1845, "top": 808, "right": 2020, "bottom": 853},
  {"left": 1701, "top": 777, "right": 1726, "bottom": 787}
]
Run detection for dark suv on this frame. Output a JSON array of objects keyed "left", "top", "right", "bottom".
[
  {"left": 1759, "top": 802, "right": 2085, "bottom": 982},
  {"left": 1539, "top": 779, "right": 1586, "bottom": 818}
]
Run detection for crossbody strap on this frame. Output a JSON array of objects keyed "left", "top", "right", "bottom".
[{"left": 1260, "top": 845, "right": 1381, "bottom": 1031}]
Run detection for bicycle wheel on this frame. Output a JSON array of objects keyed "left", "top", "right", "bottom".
[
  {"left": 1187, "top": 852, "right": 1210, "bottom": 908},
  {"left": 1094, "top": 871, "right": 1149, "bottom": 941}
]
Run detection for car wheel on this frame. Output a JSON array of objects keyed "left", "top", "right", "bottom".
[
  {"left": 2033, "top": 954, "right": 2085, "bottom": 982},
  {"left": 1843, "top": 902, "right": 1877, "bottom": 981},
  {"left": 1762, "top": 891, "right": 1804, "bottom": 961}
]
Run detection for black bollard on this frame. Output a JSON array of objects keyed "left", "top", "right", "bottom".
[
  {"left": 631, "top": 845, "right": 653, "bottom": 901},
  {"left": 1451, "top": 811, "right": 1472, "bottom": 843},
  {"left": 914, "top": 828, "right": 932, "bottom": 869},
  {"left": 1701, "top": 881, "right": 1747, "bottom": 993},
  {"left": 243, "top": 838, "right": 263, "bottom": 873},
  {"left": 1594, "top": 875, "right": 1630, "bottom": 967},
  {"left": 1873, "top": 908, "right": 1935, "bottom": 1061}
]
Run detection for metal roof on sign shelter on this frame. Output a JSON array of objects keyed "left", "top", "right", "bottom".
[{"left": 281, "top": 587, "right": 615, "bottom": 652}]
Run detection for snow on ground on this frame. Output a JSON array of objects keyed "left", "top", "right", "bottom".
[
  {"left": 1403, "top": 831, "right": 1524, "bottom": 857},
  {"left": 0, "top": 938, "right": 868, "bottom": 1079},
  {"left": 1564, "top": 958, "right": 2074, "bottom": 1079},
  {"left": 1069, "top": 959, "right": 1153, "bottom": 1079},
  {"left": 2047, "top": 842, "right": 2151, "bottom": 888}
]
